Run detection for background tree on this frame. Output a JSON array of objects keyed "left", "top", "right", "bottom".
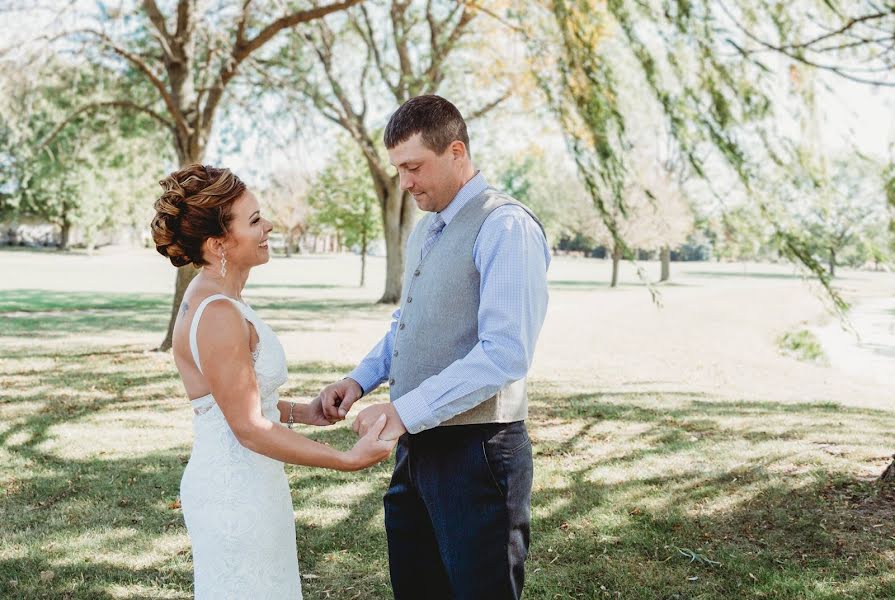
[
  {"left": 796, "top": 155, "right": 891, "bottom": 276},
  {"left": 0, "top": 59, "right": 165, "bottom": 250},
  {"left": 729, "top": 1, "right": 895, "bottom": 88},
  {"left": 308, "top": 141, "right": 383, "bottom": 286},
  {"left": 263, "top": 168, "right": 312, "bottom": 257},
  {"left": 884, "top": 158, "right": 895, "bottom": 267},
  {"left": 519, "top": 0, "right": 890, "bottom": 309},
  {"left": 593, "top": 156, "right": 693, "bottom": 287},
  {"left": 705, "top": 205, "right": 776, "bottom": 264},
  {"left": 492, "top": 146, "right": 594, "bottom": 248},
  {"left": 522, "top": 0, "right": 893, "bottom": 477},
  {"left": 31, "top": 0, "right": 363, "bottom": 351},
  {"left": 256, "top": 0, "right": 521, "bottom": 302}
]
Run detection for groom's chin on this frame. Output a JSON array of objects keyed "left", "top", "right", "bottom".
[{"left": 414, "top": 198, "right": 434, "bottom": 212}]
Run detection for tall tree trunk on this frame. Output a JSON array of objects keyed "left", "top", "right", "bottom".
[
  {"left": 610, "top": 244, "right": 621, "bottom": 288},
  {"left": 379, "top": 184, "right": 416, "bottom": 303},
  {"left": 58, "top": 202, "right": 74, "bottom": 250},
  {"left": 58, "top": 220, "right": 72, "bottom": 251},
  {"left": 158, "top": 145, "right": 204, "bottom": 352},
  {"left": 49, "top": 0, "right": 363, "bottom": 354},
  {"left": 660, "top": 245, "right": 671, "bottom": 282},
  {"left": 360, "top": 228, "right": 367, "bottom": 288},
  {"left": 285, "top": 230, "right": 293, "bottom": 257},
  {"left": 158, "top": 263, "right": 200, "bottom": 351},
  {"left": 829, "top": 247, "right": 836, "bottom": 277},
  {"left": 881, "top": 456, "right": 895, "bottom": 481}
]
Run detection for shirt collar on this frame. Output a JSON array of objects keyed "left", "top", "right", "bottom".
[{"left": 438, "top": 171, "right": 488, "bottom": 226}]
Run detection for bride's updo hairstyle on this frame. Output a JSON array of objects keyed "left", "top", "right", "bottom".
[{"left": 151, "top": 164, "right": 246, "bottom": 268}]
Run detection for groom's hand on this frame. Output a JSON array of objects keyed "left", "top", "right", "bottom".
[
  {"left": 352, "top": 403, "right": 407, "bottom": 441},
  {"left": 318, "top": 378, "right": 363, "bottom": 421},
  {"left": 304, "top": 396, "right": 337, "bottom": 426}
]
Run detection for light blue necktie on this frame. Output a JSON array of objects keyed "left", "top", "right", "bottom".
[{"left": 421, "top": 214, "right": 446, "bottom": 260}]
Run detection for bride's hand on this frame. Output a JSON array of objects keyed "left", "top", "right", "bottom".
[
  {"left": 304, "top": 396, "right": 337, "bottom": 426},
  {"left": 345, "top": 414, "right": 396, "bottom": 470}
]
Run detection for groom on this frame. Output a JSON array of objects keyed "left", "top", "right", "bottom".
[{"left": 315, "top": 95, "right": 550, "bottom": 599}]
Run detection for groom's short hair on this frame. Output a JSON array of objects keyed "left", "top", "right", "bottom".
[{"left": 384, "top": 95, "right": 470, "bottom": 156}]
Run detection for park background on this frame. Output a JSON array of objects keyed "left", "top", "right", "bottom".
[{"left": 1, "top": 1, "right": 894, "bottom": 598}]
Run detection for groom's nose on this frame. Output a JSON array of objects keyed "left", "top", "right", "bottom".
[{"left": 399, "top": 172, "right": 414, "bottom": 192}]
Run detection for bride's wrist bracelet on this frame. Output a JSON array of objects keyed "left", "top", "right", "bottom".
[{"left": 287, "top": 402, "right": 296, "bottom": 429}]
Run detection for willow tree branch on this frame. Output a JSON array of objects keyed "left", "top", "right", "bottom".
[{"left": 467, "top": 89, "right": 512, "bottom": 121}]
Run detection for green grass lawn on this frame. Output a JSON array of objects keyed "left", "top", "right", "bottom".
[{"left": 1, "top": 289, "right": 894, "bottom": 599}]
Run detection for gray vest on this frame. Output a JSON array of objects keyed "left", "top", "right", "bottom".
[{"left": 389, "top": 187, "right": 545, "bottom": 427}]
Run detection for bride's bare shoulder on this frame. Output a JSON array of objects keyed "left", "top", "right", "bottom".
[
  {"left": 173, "top": 284, "right": 244, "bottom": 347},
  {"left": 178, "top": 277, "right": 230, "bottom": 321}
]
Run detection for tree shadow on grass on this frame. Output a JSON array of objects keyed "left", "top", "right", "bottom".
[
  {"left": 527, "top": 463, "right": 895, "bottom": 599},
  {"left": 0, "top": 441, "right": 194, "bottom": 599},
  {"left": 0, "top": 290, "right": 169, "bottom": 313},
  {"left": 0, "top": 403, "right": 394, "bottom": 599},
  {"left": 0, "top": 290, "right": 391, "bottom": 338},
  {"left": 3, "top": 351, "right": 894, "bottom": 599},
  {"left": 0, "top": 349, "right": 395, "bottom": 599},
  {"left": 524, "top": 388, "right": 895, "bottom": 599},
  {"left": 0, "top": 290, "right": 170, "bottom": 337}
]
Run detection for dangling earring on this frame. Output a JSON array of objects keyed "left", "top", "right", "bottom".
[{"left": 220, "top": 252, "right": 227, "bottom": 277}]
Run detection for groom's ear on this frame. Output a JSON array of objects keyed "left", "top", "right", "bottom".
[{"left": 449, "top": 140, "right": 469, "bottom": 161}]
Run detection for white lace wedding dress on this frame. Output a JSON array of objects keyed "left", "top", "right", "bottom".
[{"left": 180, "top": 294, "right": 303, "bottom": 599}]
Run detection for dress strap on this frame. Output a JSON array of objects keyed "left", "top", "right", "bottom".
[{"left": 189, "top": 294, "right": 242, "bottom": 375}]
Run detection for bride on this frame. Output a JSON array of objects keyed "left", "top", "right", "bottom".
[{"left": 150, "top": 164, "right": 395, "bottom": 599}]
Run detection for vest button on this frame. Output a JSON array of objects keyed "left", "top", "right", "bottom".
[
  {"left": 414, "top": 269, "right": 421, "bottom": 276},
  {"left": 407, "top": 297, "right": 412, "bottom": 303},
  {"left": 393, "top": 350, "right": 399, "bottom": 357},
  {"left": 399, "top": 323, "right": 405, "bottom": 330},
  {"left": 389, "top": 378, "right": 395, "bottom": 385}
]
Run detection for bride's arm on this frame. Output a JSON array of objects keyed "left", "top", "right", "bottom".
[
  {"left": 276, "top": 400, "right": 297, "bottom": 424},
  {"left": 197, "top": 302, "right": 394, "bottom": 471},
  {"left": 276, "top": 400, "right": 331, "bottom": 426}
]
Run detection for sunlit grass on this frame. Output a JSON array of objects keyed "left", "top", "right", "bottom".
[{"left": 1, "top": 289, "right": 894, "bottom": 599}]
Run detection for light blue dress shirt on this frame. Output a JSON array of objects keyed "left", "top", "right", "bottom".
[{"left": 348, "top": 172, "right": 551, "bottom": 433}]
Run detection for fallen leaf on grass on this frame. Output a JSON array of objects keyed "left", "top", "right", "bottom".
[{"left": 676, "top": 547, "right": 721, "bottom": 566}]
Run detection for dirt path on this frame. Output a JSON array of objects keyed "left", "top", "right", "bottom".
[{"left": 814, "top": 295, "right": 895, "bottom": 387}]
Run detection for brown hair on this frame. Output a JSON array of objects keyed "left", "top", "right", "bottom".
[
  {"left": 383, "top": 95, "right": 470, "bottom": 156},
  {"left": 151, "top": 164, "right": 246, "bottom": 268}
]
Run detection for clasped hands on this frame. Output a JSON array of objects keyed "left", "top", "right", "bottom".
[{"left": 311, "top": 378, "right": 407, "bottom": 441}]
